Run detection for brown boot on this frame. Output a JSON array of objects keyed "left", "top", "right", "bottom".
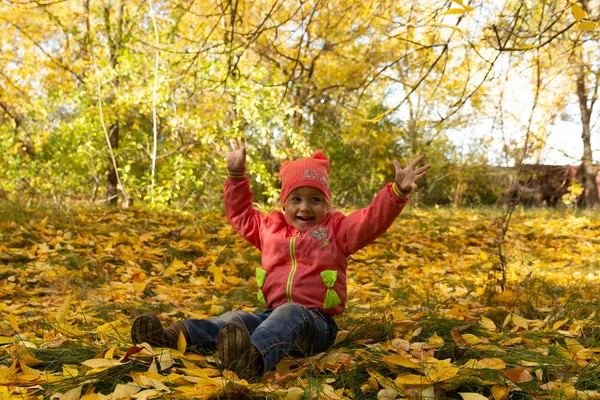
[
  {"left": 131, "top": 313, "right": 189, "bottom": 349},
  {"left": 217, "top": 321, "right": 263, "bottom": 381}
]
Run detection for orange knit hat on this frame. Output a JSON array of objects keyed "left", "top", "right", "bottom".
[{"left": 279, "top": 151, "right": 331, "bottom": 203}]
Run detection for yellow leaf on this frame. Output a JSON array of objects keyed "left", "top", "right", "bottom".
[
  {"left": 443, "top": 8, "right": 467, "bottom": 15},
  {"left": 209, "top": 304, "right": 224, "bottom": 316},
  {"left": 491, "top": 385, "right": 509, "bottom": 400},
  {"left": 393, "top": 309, "right": 409, "bottom": 321},
  {"left": 284, "top": 387, "right": 305, "bottom": 400},
  {"left": 37, "top": 243, "right": 50, "bottom": 254},
  {"left": 149, "top": 359, "right": 158, "bottom": 374},
  {"left": 130, "top": 372, "right": 170, "bottom": 391},
  {"left": 56, "top": 293, "right": 73, "bottom": 323},
  {"left": 480, "top": 316, "right": 496, "bottom": 331},
  {"left": 462, "top": 334, "right": 483, "bottom": 345},
  {"left": 571, "top": 4, "right": 587, "bottom": 22},
  {"left": 0, "top": 336, "right": 15, "bottom": 344},
  {"left": 552, "top": 318, "right": 569, "bottom": 331},
  {"left": 578, "top": 21, "right": 598, "bottom": 30},
  {"left": 8, "top": 313, "right": 19, "bottom": 332},
  {"left": 63, "top": 364, "right": 79, "bottom": 377},
  {"left": 132, "top": 389, "right": 162, "bottom": 399},
  {"left": 208, "top": 265, "right": 225, "bottom": 285},
  {"left": 446, "top": 304, "right": 471, "bottom": 319},
  {"left": 459, "top": 393, "right": 489, "bottom": 400},
  {"left": 381, "top": 354, "right": 422, "bottom": 371},
  {"left": 96, "top": 321, "right": 119, "bottom": 334},
  {"left": 82, "top": 358, "right": 124, "bottom": 370},
  {"left": 565, "top": 338, "right": 585, "bottom": 354},
  {"left": 19, "top": 361, "right": 42, "bottom": 377},
  {"left": 104, "top": 346, "right": 117, "bottom": 360},
  {"left": 535, "top": 368, "right": 543, "bottom": 380},
  {"left": 111, "top": 383, "right": 142, "bottom": 399},
  {"left": 61, "top": 385, "right": 83, "bottom": 400},
  {"left": 177, "top": 330, "right": 187, "bottom": 354},
  {"left": 158, "top": 349, "right": 174, "bottom": 370},
  {"left": 496, "top": 291, "right": 515, "bottom": 303},
  {"left": 500, "top": 337, "right": 523, "bottom": 346},
  {"left": 428, "top": 333, "right": 445, "bottom": 348},
  {"left": 172, "top": 258, "right": 186, "bottom": 270},
  {"left": 427, "top": 365, "right": 459, "bottom": 382},
  {"left": 480, "top": 251, "right": 488, "bottom": 261},
  {"left": 474, "top": 344, "right": 506, "bottom": 353},
  {"left": 451, "top": 330, "right": 468, "bottom": 347},
  {"left": 395, "top": 373, "right": 431, "bottom": 385},
  {"left": 512, "top": 314, "right": 529, "bottom": 329},
  {"left": 133, "top": 282, "right": 148, "bottom": 294},
  {"left": 462, "top": 358, "right": 506, "bottom": 370}
]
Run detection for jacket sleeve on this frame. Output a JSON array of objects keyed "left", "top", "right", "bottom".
[
  {"left": 337, "top": 183, "right": 408, "bottom": 256},
  {"left": 224, "top": 176, "right": 266, "bottom": 251}
]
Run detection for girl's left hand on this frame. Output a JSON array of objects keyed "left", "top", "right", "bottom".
[{"left": 393, "top": 156, "right": 431, "bottom": 192}]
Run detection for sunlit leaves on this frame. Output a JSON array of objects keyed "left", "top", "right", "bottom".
[
  {"left": 577, "top": 21, "right": 599, "bottom": 31},
  {"left": 443, "top": 8, "right": 469, "bottom": 15},
  {"left": 571, "top": 4, "right": 586, "bottom": 22}
]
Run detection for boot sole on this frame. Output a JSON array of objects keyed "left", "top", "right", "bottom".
[
  {"left": 217, "top": 321, "right": 252, "bottom": 373},
  {"left": 131, "top": 313, "right": 164, "bottom": 347}
]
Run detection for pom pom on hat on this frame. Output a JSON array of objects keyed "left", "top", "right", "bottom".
[{"left": 279, "top": 151, "right": 331, "bottom": 203}]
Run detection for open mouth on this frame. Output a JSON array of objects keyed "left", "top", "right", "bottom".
[{"left": 297, "top": 216, "right": 315, "bottom": 224}]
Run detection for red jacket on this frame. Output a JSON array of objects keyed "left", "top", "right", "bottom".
[{"left": 224, "top": 177, "right": 408, "bottom": 315}]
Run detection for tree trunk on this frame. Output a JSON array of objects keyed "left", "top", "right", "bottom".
[
  {"left": 104, "top": 0, "right": 124, "bottom": 205},
  {"left": 106, "top": 124, "right": 119, "bottom": 203},
  {"left": 576, "top": 62, "right": 599, "bottom": 209}
]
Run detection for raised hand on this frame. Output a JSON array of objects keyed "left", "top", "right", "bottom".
[
  {"left": 220, "top": 137, "right": 246, "bottom": 171},
  {"left": 393, "top": 156, "right": 431, "bottom": 192}
]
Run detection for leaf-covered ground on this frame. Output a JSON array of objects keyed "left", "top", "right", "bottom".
[{"left": 1, "top": 204, "right": 599, "bottom": 399}]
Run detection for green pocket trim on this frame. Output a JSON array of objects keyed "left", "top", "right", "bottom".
[
  {"left": 321, "top": 270, "right": 341, "bottom": 308},
  {"left": 320, "top": 270, "right": 337, "bottom": 288},
  {"left": 257, "top": 290, "right": 266, "bottom": 304},
  {"left": 256, "top": 267, "right": 267, "bottom": 287},
  {"left": 324, "top": 289, "right": 341, "bottom": 309}
]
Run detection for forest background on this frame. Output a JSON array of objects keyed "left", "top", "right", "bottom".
[{"left": 2, "top": 0, "right": 600, "bottom": 210}]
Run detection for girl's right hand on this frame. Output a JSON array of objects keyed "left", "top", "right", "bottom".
[{"left": 221, "top": 137, "right": 246, "bottom": 171}]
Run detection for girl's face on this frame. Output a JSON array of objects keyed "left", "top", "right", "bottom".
[{"left": 283, "top": 186, "right": 329, "bottom": 231}]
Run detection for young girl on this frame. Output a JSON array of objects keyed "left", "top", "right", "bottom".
[{"left": 131, "top": 138, "right": 430, "bottom": 380}]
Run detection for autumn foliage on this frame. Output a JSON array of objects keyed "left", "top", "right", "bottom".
[{"left": 1, "top": 204, "right": 599, "bottom": 399}]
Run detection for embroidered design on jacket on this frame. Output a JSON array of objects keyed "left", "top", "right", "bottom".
[{"left": 310, "top": 226, "right": 330, "bottom": 248}]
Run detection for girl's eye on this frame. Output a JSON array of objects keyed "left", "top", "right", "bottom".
[{"left": 313, "top": 197, "right": 321, "bottom": 202}]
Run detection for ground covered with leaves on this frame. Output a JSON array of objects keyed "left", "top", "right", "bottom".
[{"left": 1, "top": 203, "right": 599, "bottom": 399}]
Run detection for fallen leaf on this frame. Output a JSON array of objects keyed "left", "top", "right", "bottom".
[
  {"left": 462, "top": 358, "right": 506, "bottom": 370},
  {"left": 111, "top": 383, "right": 142, "bottom": 399},
  {"left": 177, "top": 331, "right": 187, "bottom": 354},
  {"left": 502, "top": 367, "right": 533, "bottom": 384},
  {"left": 284, "top": 387, "right": 305, "bottom": 400},
  {"left": 480, "top": 316, "right": 496, "bottom": 331},
  {"left": 459, "top": 393, "right": 489, "bottom": 400},
  {"left": 511, "top": 314, "right": 529, "bottom": 330}
]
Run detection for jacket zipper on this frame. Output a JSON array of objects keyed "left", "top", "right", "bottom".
[{"left": 286, "top": 231, "right": 301, "bottom": 302}]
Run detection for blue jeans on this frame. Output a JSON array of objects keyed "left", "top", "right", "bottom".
[{"left": 181, "top": 303, "right": 338, "bottom": 372}]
